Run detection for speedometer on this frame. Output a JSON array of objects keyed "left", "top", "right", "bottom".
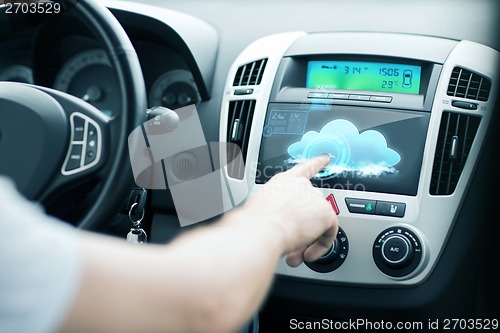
[{"left": 53, "top": 49, "right": 120, "bottom": 117}]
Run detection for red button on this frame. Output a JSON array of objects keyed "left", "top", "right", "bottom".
[{"left": 326, "top": 194, "right": 340, "bottom": 215}]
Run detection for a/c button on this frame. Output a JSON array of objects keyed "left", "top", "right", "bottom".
[{"left": 381, "top": 235, "right": 412, "bottom": 267}]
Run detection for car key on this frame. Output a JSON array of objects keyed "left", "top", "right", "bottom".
[{"left": 126, "top": 202, "right": 148, "bottom": 244}]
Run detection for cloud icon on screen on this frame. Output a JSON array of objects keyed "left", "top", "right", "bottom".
[{"left": 287, "top": 119, "right": 401, "bottom": 177}]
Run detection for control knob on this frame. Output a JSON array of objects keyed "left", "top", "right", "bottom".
[
  {"left": 305, "top": 226, "right": 349, "bottom": 273},
  {"left": 373, "top": 227, "right": 423, "bottom": 278}
]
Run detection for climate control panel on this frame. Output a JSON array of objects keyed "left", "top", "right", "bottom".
[{"left": 301, "top": 224, "right": 423, "bottom": 279}]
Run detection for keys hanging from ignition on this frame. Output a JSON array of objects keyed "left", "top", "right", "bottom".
[{"left": 127, "top": 202, "right": 147, "bottom": 244}]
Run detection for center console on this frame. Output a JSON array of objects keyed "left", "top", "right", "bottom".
[{"left": 220, "top": 32, "right": 498, "bottom": 285}]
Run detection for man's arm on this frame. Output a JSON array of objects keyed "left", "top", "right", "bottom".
[{"left": 60, "top": 155, "right": 337, "bottom": 333}]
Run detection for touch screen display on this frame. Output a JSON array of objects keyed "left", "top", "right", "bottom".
[
  {"left": 306, "top": 61, "right": 421, "bottom": 94},
  {"left": 257, "top": 105, "right": 430, "bottom": 196}
]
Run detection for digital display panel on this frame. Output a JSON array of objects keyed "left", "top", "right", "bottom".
[
  {"left": 257, "top": 105, "right": 430, "bottom": 196},
  {"left": 306, "top": 61, "right": 422, "bottom": 94}
]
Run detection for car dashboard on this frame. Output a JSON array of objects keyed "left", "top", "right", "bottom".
[{"left": 1, "top": 0, "right": 499, "bottom": 330}]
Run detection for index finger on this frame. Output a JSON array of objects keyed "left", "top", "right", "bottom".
[{"left": 287, "top": 155, "right": 331, "bottom": 179}]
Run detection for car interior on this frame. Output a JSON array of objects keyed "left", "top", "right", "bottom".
[{"left": 1, "top": 0, "right": 499, "bottom": 332}]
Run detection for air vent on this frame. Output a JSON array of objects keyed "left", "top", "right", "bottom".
[
  {"left": 227, "top": 100, "right": 256, "bottom": 179},
  {"left": 430, "top": 112, "right": 481, "bottom": 195},
  {"left": 447, "top": 67, "right": 491, "bottom": 101},
  {"left": 233, "top": 59, "right": 268, "bottom": 86}
]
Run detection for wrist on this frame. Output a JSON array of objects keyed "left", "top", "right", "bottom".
[{"left": 224, "top": 206, "right": 289, "bottom": 256}]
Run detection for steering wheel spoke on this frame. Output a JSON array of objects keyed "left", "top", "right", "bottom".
[
  {"left": 0, "top": 83, "right": 109, "bottom": 204},
  {"left": 35, "top": 85, "right": 109, "bottom": 176},
  {"left": 35, "top": 85, "right": 112, "bottom": 203}
]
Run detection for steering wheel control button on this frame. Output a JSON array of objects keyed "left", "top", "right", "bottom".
[
  {"left": 72, "top": 115, "right": 86, "bottom": 142},
  {"left": 85, "top": 145, "right": 97, "bottom": 165},
  {"left": 381, "top": 235, "right": 413, "bottom": 267},
  {"left": 373, "top": 227, "right": 423, "bottom": 278},
  {"left": 62, "top": 112, "right": 102, "bottom": 175},
  {"left": 375, "top": 201, "right": 406, "bottom": 218},
  {"left": 65, "top": 144, "right": 83, "bottom": 171},
  {"left": 85, "top": 123, "right": 99, "bottom": 165},
  {"left": 87, "top": 123, "right": 98, "bottom": 140},
  {"left": 305, "top": 227, "right": 349, "bottom": 273},
  {"left": 345, "top": 197, "right": 376, "bottom": 215},
  {"left": 326, "top": 194, "right": 340, "bottom": 215}
]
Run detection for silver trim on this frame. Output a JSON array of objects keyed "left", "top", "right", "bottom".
[
  {"left": 450, "top": 135, "right": 459, "bottom": 159},
  {"left": 231, "top": 120, "right": 241, "bottom": 141},
  {"left": 381, "top": 235, "right": 411, "bottom": 265},
  {"left": 318, "top": 240, "right": 337, "bottom": 260},
  {"left": 61, "top": 112, "right": 103, "bottom": 176}
]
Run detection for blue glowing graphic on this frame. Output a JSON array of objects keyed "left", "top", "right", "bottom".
[{"left": 287, "top": 119, "right": 401, "bottom": 178}]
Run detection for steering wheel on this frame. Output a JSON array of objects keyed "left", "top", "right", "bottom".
[{"left": 0, "top": 0, "right": 147, "bottom": 230}]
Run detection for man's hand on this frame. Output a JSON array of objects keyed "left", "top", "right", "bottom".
[
  {"left": 59, "top": 155, "right": 339, "bottom": 333},
  {"left": 243, "top": 155, "right": 339, "bottom": 267}
]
